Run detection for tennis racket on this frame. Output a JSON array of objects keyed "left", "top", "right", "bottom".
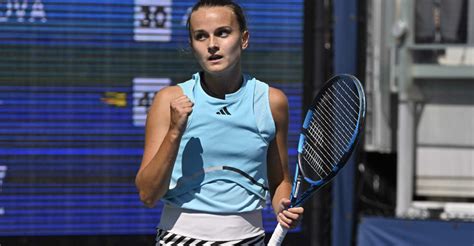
[{"left": 268, "top": 74, "right": 366, "bottom": 246}]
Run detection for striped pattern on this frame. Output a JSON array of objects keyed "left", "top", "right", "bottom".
[{"left": 156, "top": 229, "right": 265, "bottom": 246}]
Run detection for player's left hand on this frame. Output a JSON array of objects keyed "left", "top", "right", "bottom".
[{"left": 276, "top": 198, "right": 304, "bottom": 229}]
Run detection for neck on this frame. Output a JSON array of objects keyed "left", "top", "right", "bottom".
[{"left": 201, "top": 68, "right": 243, "bottom": 99}]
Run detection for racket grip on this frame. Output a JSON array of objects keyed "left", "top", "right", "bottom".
[{"left": 267, "top": 223, "right": 288, "bottom": 246}]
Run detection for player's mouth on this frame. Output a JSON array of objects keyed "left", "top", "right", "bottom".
[{"left": 208, "top": 54, "right": 223, "bottom": 62}]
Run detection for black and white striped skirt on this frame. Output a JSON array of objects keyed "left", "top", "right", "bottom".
[{"left": 156, "top": 228, "right": 266, "bottom": 246}]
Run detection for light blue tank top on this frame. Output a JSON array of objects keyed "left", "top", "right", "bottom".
[{"left": 162, "top": 72, "right": 276, "bottom": 213}]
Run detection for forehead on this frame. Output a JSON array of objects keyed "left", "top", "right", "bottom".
[{"left": 189, "top": 6, "right": 238, "bottom": 30}]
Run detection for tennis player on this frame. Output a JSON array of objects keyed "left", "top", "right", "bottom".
[{"left": 135, "top": 0, "right": 304, "bottom": 245}]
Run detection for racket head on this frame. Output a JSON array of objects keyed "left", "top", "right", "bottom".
[{"left": 297, "top": 74, "right": 366, "bottom": 185}]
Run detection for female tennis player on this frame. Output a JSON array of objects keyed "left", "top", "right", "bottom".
[{"left": 135, "top": 0, "right": 303, "bottom": 244}]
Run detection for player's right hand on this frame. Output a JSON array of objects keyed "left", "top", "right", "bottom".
[
  {"left": 276, "top": 198, "right": 304, "bottom": 229},
  {"left": 169, "top": 95, "right": 193, "bottom": 135}
]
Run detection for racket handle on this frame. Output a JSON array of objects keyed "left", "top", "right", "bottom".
[{"left": 268, "top": 223, "right": 288, "bottom": 246}]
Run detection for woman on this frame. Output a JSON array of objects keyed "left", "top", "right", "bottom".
[{"left": 135, "top": 0, "right": 303, "bottom": 245}]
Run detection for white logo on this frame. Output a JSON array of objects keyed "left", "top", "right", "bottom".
[
  {"left": 133, "top": 78, "right": 171, "bottom": 126},
  {"left": 0, "top": 0, "right": 47, "bottom": 23},
  {"left": 134, "top": 0, "right": 172, "bottom": 42}
]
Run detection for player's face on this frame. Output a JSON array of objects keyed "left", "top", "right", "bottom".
[{"left": 189, "top": 6, "right": 248, "bottom": 76}]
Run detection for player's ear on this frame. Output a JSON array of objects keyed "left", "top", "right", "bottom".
[{"left": 241, "top": 30, "right": 249, "bottom": 50}]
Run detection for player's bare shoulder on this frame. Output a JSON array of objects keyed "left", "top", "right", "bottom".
[
  {"left": 268, "top": 87, "right": 289, "bottom": 120},
  {"left": 149, "top": 85, "right": 184, "bottom": 112}
]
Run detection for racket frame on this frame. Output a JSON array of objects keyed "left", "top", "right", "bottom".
[
  {"left": 290, "top": 74, "right": 366, "bottom": 208},
  {"left": 268, "top": 74, "right": 366, "bottom": 246}
]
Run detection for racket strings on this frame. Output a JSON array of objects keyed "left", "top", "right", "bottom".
[
  {"left": 301, "top": 129, "right": 331, "bottom": 178},
  {"left": 303, "top": 124, "right": 336, "bottom": 178},
  {"left": 318, "top": 96, "right": 353, "bottom": 143},
  {"left": 325, "top": 89, "right": 359, "bottom": 136},
  {"left": 306, "top": 123, "right": 341, "bottom": 166},
  {"left": 302, "top": 79, "right": 361, "bottom": 180},
  {"left": 312, "top": 122, "right": 344, "bottom": 162},
  {"left": 302, "top": 151, "right": 328, "bottom": 178},
  {"left": 303, "top": 115, "right": 356, "bottom": 178},
  {"left": 303, "top": 114, "right": 345, "bottom": 178},
  {"left": 311, "top": 91, "right": 357, "bottom": 151},
  {"left": 320, "top": 90, "right": 355, "bottom": 140},
  {"left": 323, "top": 81, "right": 360, "bottom": 134},
  {"left": 336, "top": 82, "right": 360, "bottom": 115}
]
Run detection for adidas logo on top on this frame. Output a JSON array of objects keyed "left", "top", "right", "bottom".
[{"left": 216, "top": 106, "right": 231, "bottom": 115}]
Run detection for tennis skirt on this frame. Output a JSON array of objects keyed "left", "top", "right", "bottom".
[{"left": 156, "top": 228, "right": 265, "bottom": 246}]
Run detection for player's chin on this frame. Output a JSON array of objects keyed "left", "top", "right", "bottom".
[{"left": 202, "top": 64, "right": 228, "bottom": 75}]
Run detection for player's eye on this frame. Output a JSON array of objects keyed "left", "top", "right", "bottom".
[
  {"left": 215, "top": 27, "right": 232, "bottom": 38},
  {"left": 217, "top": 30, "right": 230, "bottom": 38},
  {"left": 194, "top": 32, "right": 207, "bottom": 41}
]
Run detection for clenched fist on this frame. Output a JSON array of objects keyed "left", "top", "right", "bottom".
[{"left": 169, "top": 95, "right": 194, "bottom": 135}]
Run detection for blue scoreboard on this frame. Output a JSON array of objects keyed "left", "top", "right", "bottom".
[{"left": 0, "top": 0, "right": 303, "bottom": 236}]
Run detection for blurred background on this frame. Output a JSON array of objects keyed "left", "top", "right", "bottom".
[{"left": 0, "top": 0, "right": 472, "bottom": 245}]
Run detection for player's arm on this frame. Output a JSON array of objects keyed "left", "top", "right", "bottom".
[
  {"left": 135, "top": 86, "right": 193, "bottom": 208},
  {"left": 267, "top": 87, "right": 304, "bottom": 229}
]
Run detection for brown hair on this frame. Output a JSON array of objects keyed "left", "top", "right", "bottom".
[{"left": 186, "top": 0, "right": 248, "bottom": 40}]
